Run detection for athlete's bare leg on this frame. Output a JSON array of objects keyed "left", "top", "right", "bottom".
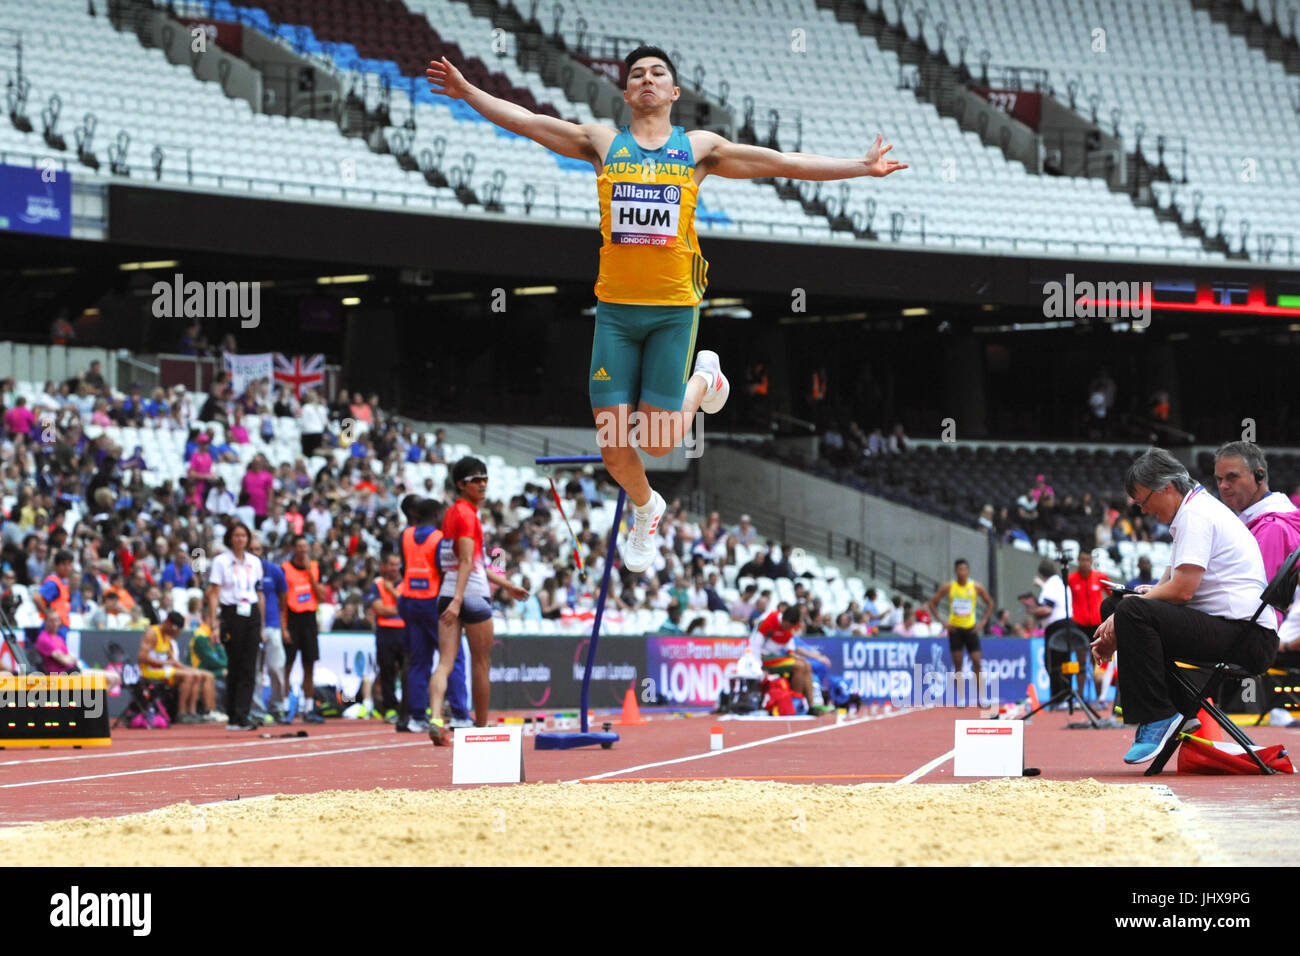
[
  {"left": 594, "top": 404, "right": 651, "bottom": 507},
  {"left": 636, "top": 373, "right": 708, "bottom": 457},
  {"left": 465, "top": 619, "right": 494, "bottom": 727},
  {"left": 593, "top": 373, "right": 706, "bottom": 504},
  {"left": 427, "top": 617, "right": 461, "bottom": 737}
]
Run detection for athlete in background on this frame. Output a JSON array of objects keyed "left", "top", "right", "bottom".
[{"left": 926, "top": 559, "right": 993, "bottom": 703}]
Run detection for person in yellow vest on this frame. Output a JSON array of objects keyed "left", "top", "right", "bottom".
[
  {"left": 925, "top": 559, "right": 994, "bottom": 703},
  {"left": 427, "top": 47, "right": 906, "bottom": 576},
  {"left": 33, "top": 549, "right": 74, "bottom": 634},
  {"left": 138, "top": 611, "right": 222, "bottom": 724},
  {"left": 280, "top": 535, "right": 328, "bottom": 724},
  {"left": 366, "top": 551, "right": 408, "bottom": 725}
]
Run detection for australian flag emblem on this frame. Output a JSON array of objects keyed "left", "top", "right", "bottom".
[{"left": 666, "top": 147, "right": 688, "bottom": 161}]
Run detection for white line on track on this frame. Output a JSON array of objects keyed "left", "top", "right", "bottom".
[
  {"left": 894, "top": 748, "right": 955, "bottom": 784},
  {"left": 564, "top": 708, "right": 913, "bottom": 784},
  {"left": 0, "top": 730, "right": 395, "bottom": 767},
  {"left": 0, "top": 741, "right": 427, "bottom": 790}
]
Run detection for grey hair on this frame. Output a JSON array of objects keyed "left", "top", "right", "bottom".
[
  {"left": 1214, "top": 440, "right": 1267, "bottom": 480},
  {"left": 1125, "top": 447, "right": 1195, "bottom": 498}
]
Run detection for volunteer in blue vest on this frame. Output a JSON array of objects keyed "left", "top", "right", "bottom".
[
  {"left": 397, "top": 495, "right": 459, "bottom": 734},
  {"left": 428, "top": 457, "right": 529, "bottom": 745},
  {"left": 251, "top": 535, "right": 289, "bottom": 722},
  {"left": 280, "top": 535, "right": 327, "bottom": 724},
  {"left": 366, "top": 551, "right": 408, "bottom": 725},
  {"left": 33, "top": 549, "right": 75, "bottom": 635}
]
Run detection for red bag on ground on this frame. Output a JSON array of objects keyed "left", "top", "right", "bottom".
[
  {"left": 1176, "top": 735, "right": 1295, "bottom": 774},
  {"left": 763, "top": 677, "right": 795, "bottom": 716}
]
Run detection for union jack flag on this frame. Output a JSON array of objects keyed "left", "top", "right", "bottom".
[{"left": 273, "top": 353, "right": 324, "bottom": 399}]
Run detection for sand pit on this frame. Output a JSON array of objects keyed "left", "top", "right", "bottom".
[{"left": 4, "top": 778, "right": 1199, "bottom": 866}]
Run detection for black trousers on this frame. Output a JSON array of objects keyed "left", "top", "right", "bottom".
[
  {"left": 1105, "top": 593, "right": 1277, "bottom": 725},
  {"left": 375, "top": 630, "right": 409, "bottom": 723},
  {"left": 221, "top": 605, "right": 262, "bottom": 726}
]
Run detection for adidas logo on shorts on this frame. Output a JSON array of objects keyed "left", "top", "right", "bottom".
[{"left": 592, "top": 367, "right": 612, "bottom": 381}]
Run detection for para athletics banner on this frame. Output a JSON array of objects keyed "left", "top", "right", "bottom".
[
  {"left": 0, "top": 164, "right": 73, "bottom": 238},
  {"left": 644, "top": 635, "right": 1040, "bottom": 709}
]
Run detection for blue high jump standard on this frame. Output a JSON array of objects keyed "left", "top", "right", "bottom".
[{"left": 533, "top": 455, "right": 622, "bottom": 751}]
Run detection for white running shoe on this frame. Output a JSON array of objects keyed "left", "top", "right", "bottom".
[
  {"left": 694, "top": 350, "right": 729, "bottom": 414},
  {"left": 622, "top": 490, "right": 667, "bottom": 573}
]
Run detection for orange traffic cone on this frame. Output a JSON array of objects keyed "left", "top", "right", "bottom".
[
  {"left": 618, "top": 685, "right": 647, "bottom": 726},
  {"left": 1194, "top": 698, "right": 1222, "bottom": 741},
  {"left": 1026, "top": 682, "right": 1041, "bottom": 714}
]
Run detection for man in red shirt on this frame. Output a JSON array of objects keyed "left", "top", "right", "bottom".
[
  {"left": 1067, "top": 551, "right": 1105, "bottom": 699},
  {"left": 750, "top": 606, "right": 832, "bottom": 715}
]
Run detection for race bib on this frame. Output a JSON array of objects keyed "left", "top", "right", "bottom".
[
  {"left": 610, "top": 182, "right": 680, "bottom": 246},
  {"left": 952, "top": 598, "right": 974, "bottom": 617}
]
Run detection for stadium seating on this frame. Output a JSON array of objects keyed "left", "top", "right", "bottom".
[
  {"left": 8, "top": 370, "right": 931, "bottom": 637},
  {"left": 0, "top": 0, "right": 824, "bottom": 233},
  {"left": 553, "top": 0, "right": 1220, "bottom": 258},
  {"left": 0, "top": 0, "right": 1241, "bottom": 255},
  {"left": 906, "top": 0, "right": 1299, "bottom": 258}
]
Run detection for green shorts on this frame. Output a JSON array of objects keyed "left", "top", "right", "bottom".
[{"left": 589, "top": 301, "right": 699, "bottom": 410}]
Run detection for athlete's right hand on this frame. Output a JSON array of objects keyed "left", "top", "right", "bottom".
[{"left": 427, "top": 57, "right": 470, "bottom": 99}]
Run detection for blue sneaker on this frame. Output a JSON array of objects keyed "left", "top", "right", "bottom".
[
  {"left": 1123, "top": 714, "right": 1199, "bottom": 764},
  {"left": 303, "top": 711, "right": 326, "bottom": 724}
]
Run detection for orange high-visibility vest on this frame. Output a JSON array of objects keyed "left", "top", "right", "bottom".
[
  {"left": 43, "top": 574, "right": 71, "bottom": 627},
  {"left": 375, "top": 578, "right": 404, "bottom": 628},
  {"left": 281, "top": 560, "right": 320, "bottom": 613},
  {"left": 398, "top": 527, "right": 442, "bottom": 599}
]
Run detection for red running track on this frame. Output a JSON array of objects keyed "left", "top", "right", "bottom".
[{"left": 0, "top": 708, "right": 1295, "bottom": 826}]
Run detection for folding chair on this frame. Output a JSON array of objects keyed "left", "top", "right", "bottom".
[
  {"left": 105, "top": 642, "right": 174, "bottom": 730},
  {"left": 1145, "top": 545, "right": 1300, "bottom": 776}
]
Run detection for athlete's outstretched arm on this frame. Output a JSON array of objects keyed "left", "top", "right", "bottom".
[
  {"left": 427, "top": 57, "right": 606, "bottom": 164},
  {"left": 693, "top": 131, "right": 907, "bottom": 181}
]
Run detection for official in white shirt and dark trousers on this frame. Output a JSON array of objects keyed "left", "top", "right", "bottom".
[
  {"left": 205, "top": 522, "right": 265, "bottom": 731},
  {"left": 1091, "top": 448, "right": 1278, "bottom": 764}
]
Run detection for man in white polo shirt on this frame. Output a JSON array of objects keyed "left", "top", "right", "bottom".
[{"left": 1091, "top": 448, "right": 1277, "bottom": 764}]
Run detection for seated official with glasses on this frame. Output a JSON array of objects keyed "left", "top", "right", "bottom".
[{"left": 1090, "top": 447, "right": 1278, "bottom": 764}]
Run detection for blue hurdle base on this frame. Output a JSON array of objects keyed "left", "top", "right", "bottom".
[{"left": 534, "top": 731, "right": 620, "bottom": 750}]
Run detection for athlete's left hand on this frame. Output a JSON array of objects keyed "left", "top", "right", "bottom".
[
  {"left": 508, "top": 584, "right": 529, "bottom": 601},
  {"left": 863, "top": 133, "right": 908, "bottom": 177}
]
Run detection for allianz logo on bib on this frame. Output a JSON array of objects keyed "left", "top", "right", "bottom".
[{"left": 611, "top": 182, "right": 680, "bottom": 203}]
